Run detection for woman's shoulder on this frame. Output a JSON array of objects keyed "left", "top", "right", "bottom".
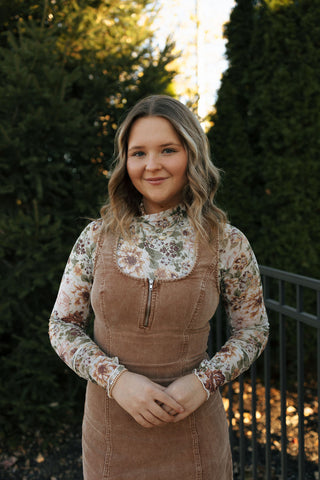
[
  {"left": 82, "top": 218, "right": 104, "bottom": 240},
  {"left": 219, "top": 223, "right": 254, "bottom": 269},
  {"left": 73, "top": 219, "right": 104, "bottom": 255},
  {"left": 220, "top": 223, "right": 249, "bottom": 249}
]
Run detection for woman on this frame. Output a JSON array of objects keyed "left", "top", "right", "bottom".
[{"left": 49, "top": 95, "right": 269, "bottom": 480}]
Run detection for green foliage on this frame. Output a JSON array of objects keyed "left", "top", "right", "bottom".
[
  {"left": 0, "top": 0, "right": 176, "bottom": 442},
  {"left": 208, "top": 0, "right": 320, "bottom": 279}
]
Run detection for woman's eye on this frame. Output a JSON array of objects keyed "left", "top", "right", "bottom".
[
  {"left": 163, "top": 148, "right": 176, "bottom": 154},
  {"left": 132, "top": 151, "right": 145, "bottom": 157}
]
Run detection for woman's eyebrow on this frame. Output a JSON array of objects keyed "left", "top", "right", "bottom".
[
  {"left": 160, "top": 143, "right": 181, "bottom": 147},
  {"left": 128, "top": 145, "right": 144, "bottom": 152},
  {"left": 128, "top": 142, "right": 181, "bottom": 152}
]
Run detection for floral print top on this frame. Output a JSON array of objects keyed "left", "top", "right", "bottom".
[{"left": 49, "top": 205, "right": 269, "bottom": 398}]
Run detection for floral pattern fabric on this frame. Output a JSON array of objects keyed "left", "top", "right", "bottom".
[
  {"left": 117, "top": 206, "right": 196, "bottom": 280},
  {"left": 49, "top": 205, "right": 269, "bottom": 397}
]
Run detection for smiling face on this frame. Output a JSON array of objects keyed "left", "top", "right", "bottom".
[{"left": 126, "top": 116, "right": 188, "bottom": 214}]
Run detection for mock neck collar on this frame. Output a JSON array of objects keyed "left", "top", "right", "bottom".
[{"left": 138, "top": 203, "right": 187, "bottom": 228}]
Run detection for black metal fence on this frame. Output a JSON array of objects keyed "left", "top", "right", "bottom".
[{"left": 209, "top": 266, "right": 320, "bottom": 480}]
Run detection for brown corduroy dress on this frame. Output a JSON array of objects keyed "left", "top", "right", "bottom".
[{"left": 83, "top": 232, "right": 233, "bottom": 480}]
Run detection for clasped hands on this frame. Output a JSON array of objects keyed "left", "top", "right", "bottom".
[{"left": 111, "top": 371, "right": 208, "bottom": 429}]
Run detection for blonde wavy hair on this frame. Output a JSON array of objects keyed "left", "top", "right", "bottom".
[{"left": 100, "top": 95, "right": 227, "bottom": 243}]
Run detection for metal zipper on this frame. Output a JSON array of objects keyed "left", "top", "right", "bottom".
[{"left": 143, "top": 278, "right": 154, "bottom": 327}]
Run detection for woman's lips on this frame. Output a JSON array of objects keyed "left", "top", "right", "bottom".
[{"left": 145, "top": 177, "right": 168, "bottom": 185}]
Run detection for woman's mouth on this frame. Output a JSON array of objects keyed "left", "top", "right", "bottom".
[{"left": 145, "top": 177, "right": 168, "bottom": 185}]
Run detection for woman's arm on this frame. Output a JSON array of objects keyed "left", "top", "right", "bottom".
[
  {"left": 194, "top": 225, "right": 269, "bottom": 396},
  {"left": 48, "top": 220, "right": 126, "bottom": 396},
  {"left": 163, "top": 225, "right": 269, "bottom": 421}
]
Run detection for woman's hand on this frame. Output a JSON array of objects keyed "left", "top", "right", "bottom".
[
  {"left": 163, "top": 373, "right": 208, "bottom": 421},
  {"left": 111, "top": 371, "right": 184, "bottom": 428}
]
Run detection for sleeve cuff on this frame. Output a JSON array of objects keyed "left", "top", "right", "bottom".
[
  {"left": 107, "top": 364, "right": 128, "bottom": 399},
  {"left": 194, "top": 360, "right": 226, "bottom": 394},
  {"left": 193, "top": 370, "right": 210, "bottom": 400}
]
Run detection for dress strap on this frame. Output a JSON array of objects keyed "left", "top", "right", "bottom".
[{"left": 93, "top": 223, "right": 105, "bottom": 278}]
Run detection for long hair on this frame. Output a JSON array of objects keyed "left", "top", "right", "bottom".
[{"left": 100, "top": 95, "right": 227, "bottom": 242}]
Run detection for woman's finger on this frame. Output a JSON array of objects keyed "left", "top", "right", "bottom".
[
  {"left": 135, "top": 413, "right": 155, "bottom": 429},
  {"left": 154, "top": 390, "right": 184, "bottom": 414},
  {"left": 136, "top": 401, "right": 180, "bottom": 427},
  {"left": 158, "top": 403, "right": 177, "bottom": 416},
  {"left": 148, "top": 402, "right": 178, "bottom": 423},
  {"left": 142, "top": 409, "right": 166, "bottom": 426}
]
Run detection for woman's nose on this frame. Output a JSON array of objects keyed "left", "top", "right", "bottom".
[{"left": 145, "top": 153, "right": 161, "bottom": 170}]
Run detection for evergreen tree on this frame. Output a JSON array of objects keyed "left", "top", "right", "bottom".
[
  {"left": 208, "top": 0, "right": 320, "bottom": 278},
  {"left": 0, "top": 0, "right": 176, "bottom": 439},
  {"left": 208, "top": 0, "right": 257, "bottom": 234}
]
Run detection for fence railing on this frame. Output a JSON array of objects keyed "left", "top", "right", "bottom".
[{"left": 208, "top": 265, "right": 320, "bottom": 480}]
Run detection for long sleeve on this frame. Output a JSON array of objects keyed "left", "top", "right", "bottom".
[
  {"left": 48, "top": 221, "right": 126, "bottom": 396},
  {"left": 194, "top": 224, "right": 269, "bottom": 395}
]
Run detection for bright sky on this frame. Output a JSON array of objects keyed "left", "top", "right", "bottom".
[{"left": 153, "top": 0, "right": 235, "bottom": 119}]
